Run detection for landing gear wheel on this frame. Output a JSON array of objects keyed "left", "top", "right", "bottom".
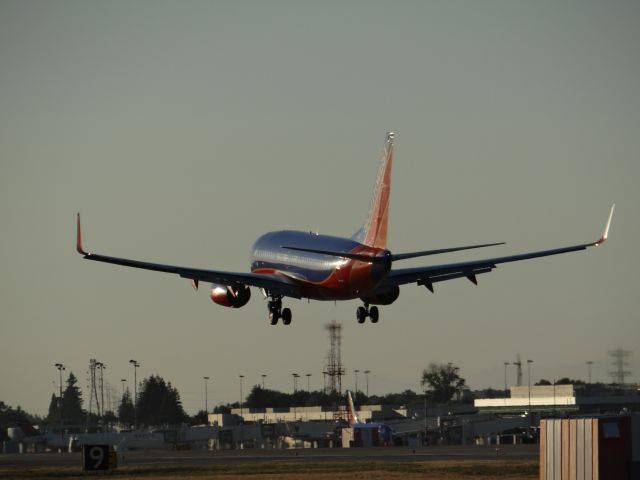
[
  {"left": 268, "top": 297, "right": 282, "bottom": 325},
  {"left": 357, "top": 306, "right": 367, "bottom": 324},
  {"left": 369, "top": 306, "right": 379, "bottom": 323},
  {"left": 267, "top": 295, "right": 292, "bottom": 326}
]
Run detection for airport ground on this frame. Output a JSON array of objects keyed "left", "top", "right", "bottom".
[{"left": 0, "top": 445, "right": 538, "bottom": 479}]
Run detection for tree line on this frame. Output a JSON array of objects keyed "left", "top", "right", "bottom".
[
  {"left": 3, "top": 362, "right": 468, "bottom": 432},
  {"left": 44, "top": 372, "right": 191, "bottom": 429}
]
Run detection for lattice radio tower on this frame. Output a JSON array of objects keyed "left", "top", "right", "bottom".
[
  {"left": 609, "top": 347, "right": 632, "bottom": 384},
  {"left": 87, "top": 359, "right": 101, "bottom": 419},
  {"left": 325, "top": 321, "right": 345, "bottom": 395}
]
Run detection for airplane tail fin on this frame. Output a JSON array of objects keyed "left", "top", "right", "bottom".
[
  {"left": 352, "top": 132, "right": 395, "bottom": 249},
  {"left": 346, "top": 390, "right": 360, "bottom": 425}
]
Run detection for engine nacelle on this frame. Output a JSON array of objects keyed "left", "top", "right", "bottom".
[
  {"left": 210, "top": 284, "right": 251, "bottom": 308},
  {"left": 360, "top": 285, "right": 400, "bottom": 305}
]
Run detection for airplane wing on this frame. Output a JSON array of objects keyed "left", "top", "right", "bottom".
[
  {"left": 75, "top": 215, "right": 302, "bottom": 299},
  {"left": 380, "top": 205, "right": 614, "bottom": 292}
]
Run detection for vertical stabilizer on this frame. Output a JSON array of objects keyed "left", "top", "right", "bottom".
[
  {"left": 346, "top": 390, "right": 361, "bottom": 425},
  {"left": 352, "top": 132, "right": 394, "bottom": 249}
]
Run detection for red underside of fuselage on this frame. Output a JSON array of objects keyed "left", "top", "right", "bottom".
[{"left": 252, "top": 245, "right": 386, "bottom": 301}]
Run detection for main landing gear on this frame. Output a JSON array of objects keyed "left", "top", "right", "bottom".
[
  {"left": 356, "top": 304, "right": 379, "bottom": 324},
  {"left": 268, "top": 295, "right": 292, "bottom": 326}
]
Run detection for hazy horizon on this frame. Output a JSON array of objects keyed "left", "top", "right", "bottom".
[{"left": 1, "top": 0, "right": 638, "bottom": 416}]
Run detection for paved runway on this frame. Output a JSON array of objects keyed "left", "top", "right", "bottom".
[{"left": 1, "top": 444, "right": 538, "bottom": 469}]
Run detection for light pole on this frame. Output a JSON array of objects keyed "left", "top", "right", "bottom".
[
  {"left": 261, "top": 374, "right": 267, "bottom": 390},
  {"left": 239, "top": 375, "right": 244, "bottom": 417},
  {"left": 586, "top": 361, "right": 593, "bottom": 384},
  {"left": 54, "top": 363, "right": 65, "bottom": 441},
  {"left": 423, "top": 385, "right": 428, "bottom": 446},
  {"left": 292, "top": 373, "right": 299, "bottom": 420},
  {"left": 129, "top": 359, "right": 139, "bottom": 430},
  {"left": 322, "top": 371, "right": 328, "bottom": 394},
  {"left": 364, "top": 370, "right": 371, "bottom": 398},
  {"left": 204, "top": 376, "right": 210, "bottom": 413},
  {"left": 239, "top": 375, "right": 244, "bottom": 445},
  {"left": 120, "top": 379, "right": 127, "bottom": 399},
  {"left": 504, "top": 362, "right": 510, "bottom": 392},
  {"left": 354, "top": 369, "right": 360, "bottom": 395},
  {"left": 527, "top": 359, "right": 533, "bottom": 413},
  {"left": 306, "top": 373, "right": 311, "bottom": 392}
]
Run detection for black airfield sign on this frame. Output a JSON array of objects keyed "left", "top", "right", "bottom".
[{"left": 82, "top": 444, "right": 116, "bottom": 471}]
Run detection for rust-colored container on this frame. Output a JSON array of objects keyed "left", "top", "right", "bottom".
[{"left": 540, "top": 416, "right": 634, "bottom": 480}]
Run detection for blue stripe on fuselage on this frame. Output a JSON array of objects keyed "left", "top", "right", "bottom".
[{"left": 250, "top": 231, "right": 360, "bottom": 283}]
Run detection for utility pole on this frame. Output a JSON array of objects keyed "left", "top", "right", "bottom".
[
  {"left": 527, "top": 359, "right": 533, "bottom": 413},
  {"left": 514, "top": 355, "right": 523, "bottom": 387},
  {"left": 504, "top": 362, "right": 510, "bottom": 392},
  {"left": 292, "top": 373, "right": 299, "bottom": 420},
  {"left": 364, "top": 370, "right": 371, "bottom": 397}
]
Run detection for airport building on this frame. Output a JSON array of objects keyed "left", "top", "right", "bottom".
[
  {"left": 208, "top": 403, "right": 404, "bottom": 426},
  {"left": 474, "top": 384, "right": 640, "bottom": 415}
]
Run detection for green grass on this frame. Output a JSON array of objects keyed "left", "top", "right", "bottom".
[{"left": 0, "top": 460, "right": 538, "bottom": 479}]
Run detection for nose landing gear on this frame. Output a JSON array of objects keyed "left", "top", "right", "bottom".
[
  {"left": 268, "top": 295, "right": 292, "bottom": 325},
  {"left": 356, "top": 304, "right": 379, "bottom": 324}
]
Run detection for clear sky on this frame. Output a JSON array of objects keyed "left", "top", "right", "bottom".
[{"left": 1, "top": 0, "right": 638, "bottom": 416}]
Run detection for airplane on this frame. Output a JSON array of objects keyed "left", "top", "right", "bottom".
[
  {"left": 76, "top": 132, "right": 614, "bottom": 326},
  {"left": 345, "top": 390, "right": 397, "bottom": 447}
]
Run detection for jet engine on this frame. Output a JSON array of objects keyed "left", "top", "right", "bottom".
[
  {"left": 360, "top": 285, "right": 400, "bottom": 305},
  {"left": 209, "top": 284, "right": 251, "bottom": 308}
]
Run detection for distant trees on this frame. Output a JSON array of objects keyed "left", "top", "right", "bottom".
[
  {"left": 45, "top": 372, "right": 84, "bottom": 426},
  {"left": 0, "top": 401, "right": 38, "bottom": 442},
  {"left": 61, "top": 372, "right": 84, "bottom": 425},
  {"left": 136, "top": 375, "right": 187, "bottom": 427},
  {"left": 46, "top": 394, "right": 59, "bottom": 424},
  {"left": 556, "top": 378, "right": 585, "bottom": 385},
  {"left": 421, "top": 363, "right": 466, "bottom": 404},
  {"left": 244, "top": 385, "right": 348, "bottom": 410},
  {"left": 118, "top": 389, "right": 135, "bottom": 427},
  {"left": 535, "top": 378, "right": 586, "bottom": 386},
  {"left": 190, "top": 410, "right": 209, "bottom": 425}
]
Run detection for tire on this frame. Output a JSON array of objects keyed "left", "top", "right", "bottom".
[
  {"left": 282, "top": 308, "right": 292, "bottom": 325},
  {"left": 357, "top": 306, "right": 367, "bottom": 324},
  {"left": 269, "top": 311, "right": 278, "bottom": 325},
  {"left": 370, "top": 306, "right": 379, "bottom": 323}
]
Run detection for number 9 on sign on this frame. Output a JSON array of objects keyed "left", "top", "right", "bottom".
[{"left": 82, "top": 445, "right": 110, "bottom": 471}]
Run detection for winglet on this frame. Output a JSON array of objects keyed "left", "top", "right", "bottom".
[
  {"left": 595, "top": 204, "right": 615, "bottom": 246},
  {"left": 76, "top": 213, "right": 89, "bottom": 255}
]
